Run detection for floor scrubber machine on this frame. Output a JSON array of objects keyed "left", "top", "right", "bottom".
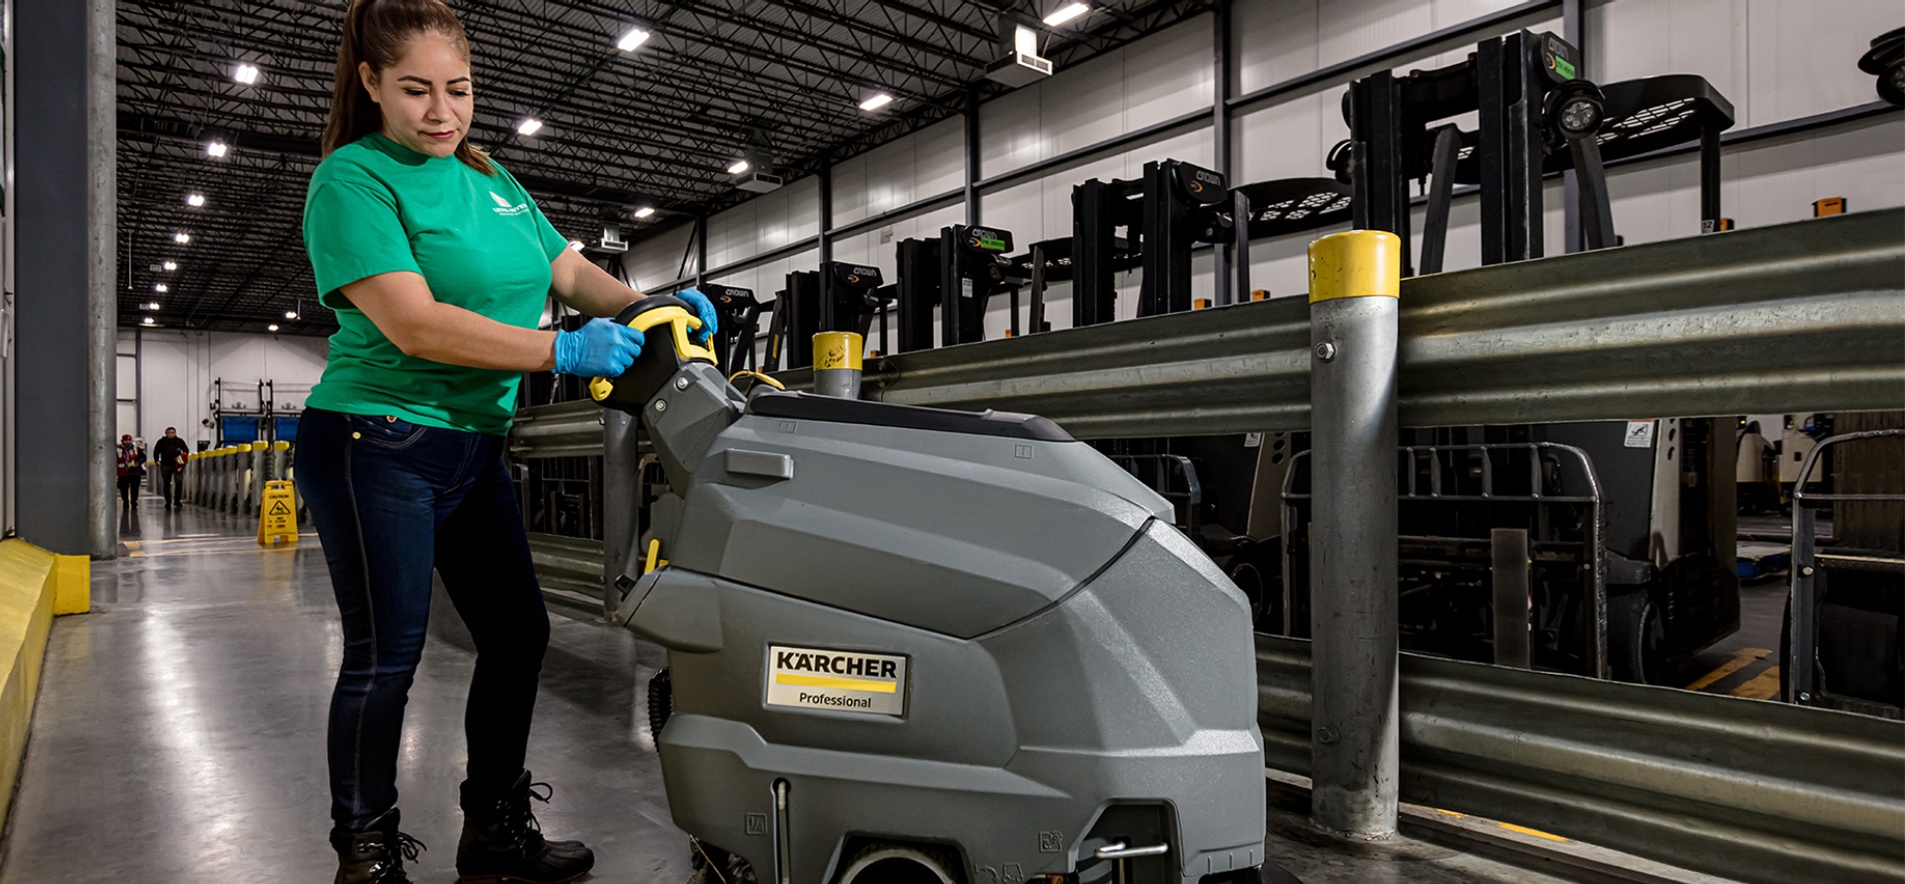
[{"left": 592, "top": 297, "right": 1276, "bottom": 884}]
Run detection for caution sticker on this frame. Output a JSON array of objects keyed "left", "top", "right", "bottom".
[{"left": 765, "top": 645, "right": 907, "bottom": 717}]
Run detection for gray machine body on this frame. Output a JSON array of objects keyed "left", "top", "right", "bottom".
[{"left": 614, "top": 362, "right": 1265, "bottom": 883}]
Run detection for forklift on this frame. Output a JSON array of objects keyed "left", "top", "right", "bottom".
[
  {"left": 763, "top": 263, "right": 887, "bottom": 371},
  {"left": 1275, "top": 29, "right": 1742, "bottom": 681},
  {"left": 893, "top": 224, "right": 1024, "bottom": 351}
]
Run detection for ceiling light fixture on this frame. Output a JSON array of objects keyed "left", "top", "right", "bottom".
[
  {"left": 633, "top": 206, "right": 656, "bottom": 218},
  {"left": 727, "top": 159, "right": 751, "bottom": 175},
  {"left": 174, "top": 233, "right": 191, "bottom": 244},
  {"left": 567, "top": 240, "right": 585, "bottom": 251},
  {"left": 284, "top": 310, "right": 299, "bottom": 320},
  {"left": 142, "top": 302, "right": 161, "bottom": 311},
  {"left": 1043, "top": 2, "right": 1090, "bottom": 26},
  {"left": 154, "top": 284, "right": 168, "bottom": 293},
  {"left": 234, "top": 63, "right": 260, "bottom": 84},
  {"left": 517, "top": 119, "right": 544, "bottom": 136},
  {"left": 617, "top": 27, "right": 651, "bottom": 52},
  {"left": 187, "top": 194, "right": 206, "bottom": 207},
  {"left": 206, "top": 141, "right": 228, "bottom": 158},
  {"left": 859, "top": 93, "right": 894, "bottom": 112},
  {"left": 142, "top": 317, "right": 157, "bottom": 326},
  {"left": 163, "top": 261, "right": 178, "bottom": 271},
  {"left": 268, "top": 323, "right": 280, "bottom": 332}
]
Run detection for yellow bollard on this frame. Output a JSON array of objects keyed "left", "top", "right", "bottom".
[{"left": 257, "top": 480, "right": 300, "bottom": 546}]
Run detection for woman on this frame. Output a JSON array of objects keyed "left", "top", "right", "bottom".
[{"left": 298, "top": 2, "right": 717, "bottom": 882}]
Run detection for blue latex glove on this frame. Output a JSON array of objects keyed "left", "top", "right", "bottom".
[
  {"left": 554, "top": 318, "right": 645, "bottom": 376},
  {"left": 673, "top": 288, "right": 720, "bottom": 344}
]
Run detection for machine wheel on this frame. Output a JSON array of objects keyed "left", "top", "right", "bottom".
[
  {"left": 1608, "top": 591, "right": 1665, "bottom": 684},
  {"left": 648, "top": 668, "right": 673, "bottom": 739},
  {"left": 834, "top": 842, "right": 962, "bottom": 884},
  {"left": 690, "top": 838, "right": 759, "bottom": 884}
]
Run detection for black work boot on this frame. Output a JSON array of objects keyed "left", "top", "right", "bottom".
[
  {"left": 331, "top": 807, "right": 425, "bottom": 884},
  {"left": 456, "top": 771, "right": 596, "bottom": 883}
]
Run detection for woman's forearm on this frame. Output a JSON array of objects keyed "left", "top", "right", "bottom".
[
  {"left": 551, "top": 248, "right": 644, "bottom": 318},
  {"left": 404, "top": 301, "right": 558, "bottom": 371},
  {"left": 340, "top": 272, "right": 557, "bottom": 372}
]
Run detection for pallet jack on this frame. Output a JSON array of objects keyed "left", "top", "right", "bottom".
[{"left": 590, "top": 296, "right": 1282, "bottom": 884}]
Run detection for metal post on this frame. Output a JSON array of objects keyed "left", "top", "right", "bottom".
[
  {"left": 818, "top": 153, "right": 834, "bottom": 266},
  {"left": 88, "top": 0, "right": 117, "bottom": 556},
  {"left": 602, "top": 410, "right": 640, "bottom": 614},
  {"left": 813, "top": 332, "right": 864, "bottom": 399},
  {"left": 1307, "top": 230, "right": 1401, "bottom": 838},
  {"left": 1491, "top": 527, "right": 1533, "bottom": 668},
  {"left": 1212, "top": 0, "right": 1233, "bottom": 303},
  {"left": 965, "top": 88, "right": 982, "bottom": 227}
]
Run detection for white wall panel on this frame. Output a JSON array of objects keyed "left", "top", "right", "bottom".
[
  {"left": 1234, "top": 93, "right": 1342, "bottom": 184},
  {"left": 915, "top": 119, "right": 968, "bottom": 197},
  {"left": 119, "top": 329, "right": 330, "bottom": 448},
  {"left": 622, "top": 222, "right": 695, "bottom": 290},
  {"left": 983, "top": 179, "right": 1045, "bottom": 244},
  {"left": 1046, "top": 46, "right": 1128, "bottom": 156},
  {"left": 1235, "top": 0, "right": 1322, "bottom": 94},
  {"left": 1742, "top": 0, "right": 1901, "bottom": 124},
  {"left": 864, "top": 135, "right": 918, "bottom": 218},
  {"left": 980, "top": 85, "right": 1044, "bottom": 178},
  {"left": 832, "top": 154, "right": 872, "bottom": 227},
  {"left": 1125, "top": 17, "right": 1215, "bottom": 130},
  {"left": 788, "top": 169, "right": 823, "bottom": 246}
]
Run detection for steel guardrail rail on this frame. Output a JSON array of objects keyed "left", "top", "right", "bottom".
[
  {"left": 1256, "top": 633, "right": 1905, "bottom": 884},
  {"left": 506, "top": 533, "right": 1905, "bottom": 881},
  {"left": 509, "top": 208, "right": 1903, "bottom": 448}
]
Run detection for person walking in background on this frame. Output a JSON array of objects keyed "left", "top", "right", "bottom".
[
  {"left": 154, "top": 427, "right": 190, "bottom": 510},
  {"left": 115, "top": 434, "right": 143, "bottom": 510}
]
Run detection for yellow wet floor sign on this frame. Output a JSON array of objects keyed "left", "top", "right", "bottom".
[{"left": 258, "top": 480, "right": 299, "bottom": 546}]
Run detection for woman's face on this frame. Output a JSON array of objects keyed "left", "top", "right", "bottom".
[{"left": 359, "top": 32, "right": 473, "bottom": 158}]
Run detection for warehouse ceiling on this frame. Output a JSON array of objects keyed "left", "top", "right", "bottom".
[{"left": 118, "top": 0, "right": 1214, "bottom": 334}]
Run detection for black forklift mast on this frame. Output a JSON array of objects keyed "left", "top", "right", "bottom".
[
  {"left": 695, "top": 282, "right": 761, "bottom": 372},
  {"left": 1072, "top": 159, "right": 1250, "bottom": 328},
  {"left": 766, "top": 264, "right": 886, "bottom": 370},
  {"left": 1342, "top": 29, "right": 1733, "bottom": 273},
  {"left": 893, "top": 225, "right": 1021, "bottom": 352},
  {"left": 819, "top": 262, "right": 888, "bottom": 342},
  {"left": 894, "top": 238, "right": 940, "bottom": 352}
]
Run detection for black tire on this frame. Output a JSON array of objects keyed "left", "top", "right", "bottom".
[
  {"left": 647, "top": 668, "right": 673, "bottom": 739},
  {"left": 1609, "top": 591, "right": 1664, "bottom": 684}
]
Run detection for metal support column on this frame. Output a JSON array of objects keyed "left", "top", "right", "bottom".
[
  {"left": 602, "top": 410, "right": 639, "bottom": 614},
  {"left": 1211, "top": 0, "right": 1234, "bottom": 305},
  {"left": 1306, "top": 230, "right": 1402, "bottom": 838},
  {"left": 695, "top": 215, "right": 709, "bottom": 287},
  {"left": 965, "top": 87, "right": 982, "bottom": 227},
  {"left": 16, "top": 0, "right": 116, "bottom": 559},
  {"left": 818, "top": 153, "right": 834, "bottom": 266},
  {"left": 1491, "top": 528, "right": 1533, "bottom": 668}
]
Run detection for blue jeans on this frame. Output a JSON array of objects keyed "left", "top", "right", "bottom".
[{"left": 295, "top": 408, "right": 550, "bottom": 829}]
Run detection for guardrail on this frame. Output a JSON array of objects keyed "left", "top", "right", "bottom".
[
  {"left": 510, "top": 208, "right": 1904, "bottom": 454},
  {"left": 1256, "top": 633, "right": 1905, "bottom": 884},
  {"left": 512, "top": 530, "right": 1905, "bottom": 884}
]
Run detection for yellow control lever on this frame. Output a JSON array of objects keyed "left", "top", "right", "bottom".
[{"left": 589, "top": 305, "right": 720, "bottom": 403}]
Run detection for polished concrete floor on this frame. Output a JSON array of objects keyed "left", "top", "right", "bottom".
[{"left": 1, "top": 496, "right": 1580, "bottom": 883}]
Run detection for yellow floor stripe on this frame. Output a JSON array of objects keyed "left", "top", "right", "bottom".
[
  {"left": 1498, "top": 822, "right": 1568, "bottom": 842},
  {"left": 775, "top": 673, "right": 898, "bottom": 693},
  {"left": 1731, "top": 667, "right": 1782, "bottom": 700},
  {"left": 1683, "top": 647, "right": 1771, "bottom": 691}
]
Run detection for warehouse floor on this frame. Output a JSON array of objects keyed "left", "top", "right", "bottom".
[{"left": 2, "top": 499, "right": 1589, "bottom": 883}]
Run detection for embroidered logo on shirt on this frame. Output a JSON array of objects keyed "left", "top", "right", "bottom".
[{"left": 489, "top": 191, "right": 530, "bottom": 217}]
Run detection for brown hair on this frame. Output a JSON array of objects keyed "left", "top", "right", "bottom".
[{"left": 323, "top": 0, "right": 494, "bottom": 175}]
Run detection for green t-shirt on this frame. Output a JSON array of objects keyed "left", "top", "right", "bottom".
[{"left": 302, "top": 133, "right": 568, "bottom": 435}]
